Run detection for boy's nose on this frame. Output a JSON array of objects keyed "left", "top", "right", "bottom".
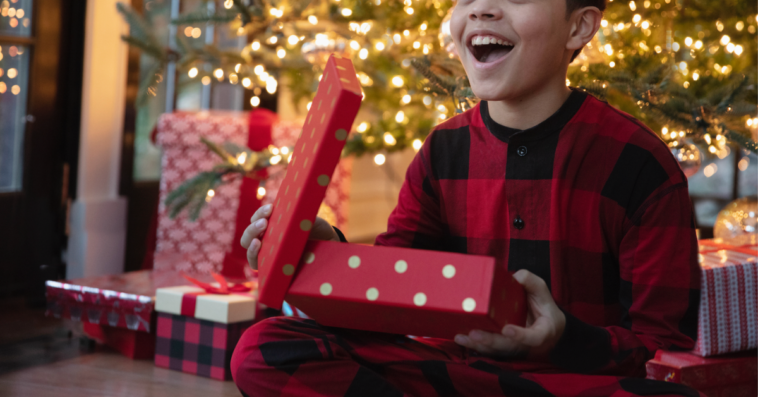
[{"left": 468, "top": 0, "right": 503, "bottom": 21}]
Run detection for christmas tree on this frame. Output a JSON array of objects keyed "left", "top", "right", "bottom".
[
  {"left": 119, "top": 0, "right": 757, "bottom": 218},
  {"left": 119, "top": 0, "right": 757, "bottom": 158}
]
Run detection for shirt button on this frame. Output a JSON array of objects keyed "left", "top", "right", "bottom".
[
  {"left": 513, "top": 217, "right": 525, "bottom": 230},
  {"left": 516, "top": 146, "right": 528, "bottom": 156}
]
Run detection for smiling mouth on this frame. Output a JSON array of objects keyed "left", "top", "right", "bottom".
[{"left": 468, "top": 35, "right": 515, "bottom": 63}]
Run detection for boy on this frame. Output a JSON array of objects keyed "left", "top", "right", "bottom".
[{"left": 233, "top": 0, "right": 703, "bottom": 395}]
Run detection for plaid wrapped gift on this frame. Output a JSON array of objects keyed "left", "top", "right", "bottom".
[
  {"left": 693, "top": 239, "right": 758, "bottom": 357},
  {"left": 154, "top": 279, "right": 259, "bottom": 380},
  {"left": 154, "top": 312, "right": 254, "bottom": 380}
]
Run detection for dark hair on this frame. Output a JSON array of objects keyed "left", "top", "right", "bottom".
[{"left": 566, "top": 0, "right": 606, "bottom": 62}]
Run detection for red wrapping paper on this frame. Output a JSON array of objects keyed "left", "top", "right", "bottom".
[
  {"left": 645, "top": 349, "right": 757, "bottom": 396},
  {"left": 45, "top": 269, "right": 190, "bottom": 332},
  {"left": 693, "top": 239, "right": 757, "bottom": 356},
  {"left": 257, "top": 55, "right": 362, "bottom": 309},
  {"left": 285, "top": 240, "right": 527, "bottom": 339}
]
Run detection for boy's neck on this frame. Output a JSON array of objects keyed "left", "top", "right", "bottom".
[{"left": 486, "top": 79, "right": 573, "bottom": 131}]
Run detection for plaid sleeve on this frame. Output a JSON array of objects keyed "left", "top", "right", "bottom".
[
  {"left": 374, "top": 133, "right": 446, "bottom": 249},
  {"left": 550, "top": 184, "right": 700, "bottom": 376}
]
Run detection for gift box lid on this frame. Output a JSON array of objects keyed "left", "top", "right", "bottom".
[
  {"left": 154, "top": 281, "right": 258, "bottom": 324},
  {"left": 256, "top": 54, "right": 362, "bottom": 309},
  {"left": 698, "top": 238, "right": 757, "bottom": 269}
]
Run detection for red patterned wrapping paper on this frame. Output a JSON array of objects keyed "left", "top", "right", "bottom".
[
  {"left": 154, "top": 110, "right": 352, "bottom": 279},
  {"left": 45, "top": 270, "right": 191, "bottom": 332},
  {"left": 693, "top": 239, "right": 758, "bottom": 357},
  {"left": 645, "top": 349, "right": 757, "bottom": 395}
]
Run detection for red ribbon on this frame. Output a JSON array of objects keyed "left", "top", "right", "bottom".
[
  {"left": 699, "top": 240, "right": 758, "bottom": 256},
  {"left": 179, "top": 273, "right": 255, "bottom": 317}
]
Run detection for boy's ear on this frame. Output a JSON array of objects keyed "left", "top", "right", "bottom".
[{"left": 566, "top": 7, "right": 602, "bottom": 53}]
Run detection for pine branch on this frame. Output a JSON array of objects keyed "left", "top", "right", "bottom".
[
  {"left": 171, "top": 9, "right": 241, "bottom": 25},
  {"left": 715, "top": 76, "right": 748, "bottom": 114},
  {"left": 121, "top": 35, "right": 167, "bottom": 62},
  {"left": 411, "top": 58, "right": 457, "bottom": 96},
  {"left": 201, "top": 137, "right": 237, "bottom": 163},
  {"left": 723, "top": 128, "right": 758, "bottom": 154},
  {"left": 116, "top": 3, "right": 163, "bottom": 54},
  {"left": 136, "top": 62, "right": 165, "bottom": 107}
]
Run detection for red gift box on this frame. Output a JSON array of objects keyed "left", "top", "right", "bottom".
[
  {"left": 154, "top": 109, "right": 352, "bottom": 279},
  {"left": 154, "top": 312, "right": 253, "bottom": 380},
  {"left": 256, "top": 55, "right": 526, "bottom": 338},
  {"left": 45, "top": 269, "right": 193, "bottom": 359},
  {"left": 257, "top": 55, "right": 363, "bottom": 309},
  {"left": 45, "top": 269, "right": 190, "bottom": 332},
  {"left": 285, "top": 240, "right": 527, "bottom": 339},
  {"left": 693, "top": 239, "right": 758, "bottom": 356},
  {"left": 645, "top": 349, "right": 757, "bottom": 396}
]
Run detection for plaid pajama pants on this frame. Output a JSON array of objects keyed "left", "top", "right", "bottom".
[{"left": 231, "top": 317, "right": 703, "bottom": 397}]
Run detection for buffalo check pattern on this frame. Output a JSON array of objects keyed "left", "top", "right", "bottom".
[
  {"left": 375, "top": 89, "right": 701, "bottom": 376},
  {"left": 155, "top": 312, "right": 254, "bottom": 380}
]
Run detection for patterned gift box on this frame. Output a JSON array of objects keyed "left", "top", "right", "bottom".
[
  {"left": 645, "top": 349, "right": 757, "bottom": 396},
  {"left": 154, "top": 109, "right": 352, "bottom": 279},
  {"left": 693, "top": 239, "right": 758, "bottom": 357},
  {"left": 154, "top": 312, "right": 253, "bottom": 380},
  {"left": 45, "top": 269, "right": 190, "bottom": 332},
  {"left": 153, "top": 282, "right": 259, "bottom": 380}
]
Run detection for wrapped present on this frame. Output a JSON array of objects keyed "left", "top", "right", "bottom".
[
  {"left": 285, "top": 240, "right": 527, "bottom": 339},
  {"left": 693, "top": 239, "right": 758, "bottom": 357},
  {"left": 45, "top": 269, "right": 191, "bottom": 359},
  {"left": 153, "top": 276, "right": 259, "bottom": 380},
  {"left": 645, "top": 349, "right": 757, "bottom": 396},
  {"left": 154, "top": 109, "right": 352, "bottom": 279},
  {"left": 255, "top": 55, "right": 526, "bottom": 338},
  {"left": 45, "top": 269, "right": 190, "bottom": 332}
]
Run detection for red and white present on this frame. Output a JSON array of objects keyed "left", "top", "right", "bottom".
[
  {"left": 646, "top": 349, "right": 757, "bottom": 397},
  {"left": 693, "top": 239, "right": 758, "bottom": 357},
  {"left": 154, "top": 109, "right": 352, "bottom": 279}
]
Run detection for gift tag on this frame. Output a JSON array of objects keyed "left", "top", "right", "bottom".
[{"left": 257, "top": 55, "right": 362, "bottom": 309}]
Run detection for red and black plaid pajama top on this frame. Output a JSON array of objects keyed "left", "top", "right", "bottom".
[{"left": 232, "top": 89, "right": 703, "bottom": 397}]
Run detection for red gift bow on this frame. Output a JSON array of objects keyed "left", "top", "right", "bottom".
[
  {"left": 179, "top": 272, "right": 256, "bottom": 317},
  {"left": 699, "top": 240, "right": 758, "bottom": 256}
]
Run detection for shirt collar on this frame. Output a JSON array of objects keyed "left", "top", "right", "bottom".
[{"left": 480, "top": 89, "right": 588, "bottom": 143}]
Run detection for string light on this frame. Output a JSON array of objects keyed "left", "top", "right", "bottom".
[
  {"left": 214, "top": 68, "right": 224, "bottom": 79},
  {"left": 251, "top": 41, "right": 260, "bottom": 51},
  {"left": 206, "top": 189, "right": 215, "bottom": 202},
  {"left": 188, "top": 67, "right": 198, "bottom": 78},
  {"left": 237, "top": 152, "right": 247, "bottom": 165},
  {"left": 277, "top": 48, "right": 286, "bottom": 58},
  {"left": 359, "top": 48, "right": 368, "bottom": 59},
  {"left": 694, "top": 40, "right": 703, "bottom": 49},
  {"left": 392, "top": 76, "right": 404, "bottom": 87},
  {"left": 375, "top": 42, "right": 385, "bottom": 51},
  {"left": 251, "top": 96, "right": 260, "bottom": 107},
  {"left": 395, "top": 111, "right": 405, "bottom": 122},
  {"left": 734, "top": 45, "right": 743, "bottom": 56},
  {"left": 257, "top": 187, "right": 267, "bottom": 199},
  {"left": 270, "top": 155, "right": 282, "bottom": 165},
  {"left": 720, "top": 35, "right": 730, "bottom": 45},
  {"left": 384, "top": 133, "right": 397, "bottom": 145},
  {"left": 11, "top": 85, "right": 19, "bottom": 95},
  {"left": 341, "top": 8, "right": 352, "bottom": 16},
  {"left": 191, "top": 28, "right": 202, "bottom": 38},
  {"left": 242, "top": 77, "right": 252, "bottom": 87},
  {"left": 357, "top": 122, "right": 369, "bottom": 132},
  {"left": 202, "top": 76, "right": 211, "bottom": 85},
  {"left": 412, "top": 139, "right": 422, "bottom": 151},
  {"left": 308, "top": 15, "right": 318, "bottom": 25},
  {"left": 402, "top": 94, "right": 411, "bottom": 104},
  {"left": 629, "top": 1, "right": 636, "bottom": 11},
  {"left": 307, "top": 101, "right": 312, "bottom": 110},
  {"left": 738, "top": 158, "right": 749, "bottom": 171},
  {"left": 281, "top": 147, "right": 290, "bottom": 155},
  {"left": 684, "top": 37, "right": 693, "bottom": 46},
  {"left": 403, "top": 30, "right": 410, "bottom": 36},
  {"left": 350, "top": 40, "right": 360, "bottom": 50},
  {"left": 374, "top": 154, "right": 386, "bottom": 165}
]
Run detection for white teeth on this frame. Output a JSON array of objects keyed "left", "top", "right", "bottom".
[{"left": 470, "top": 35, "right": 513, "bottom": 46}]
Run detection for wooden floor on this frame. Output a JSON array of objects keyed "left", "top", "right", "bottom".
[{"left": 0, "top": 297, "right": 241, "bottom": 397}]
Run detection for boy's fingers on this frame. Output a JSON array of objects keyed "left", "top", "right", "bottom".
[
  {"left": 504, "top": 321, "right": 549, "bottom": 347},
  {"left": 512, "top": 269, "right": 553, "bottom": 306},
  {"left": 240, "top": 218, "right": 268, "bottom": 249},
  {"left": 246, "top": 239, "right": 261, "bottom": 270},
  {"left": 249, "top": 204, "right": 273, "bottom": 223}
]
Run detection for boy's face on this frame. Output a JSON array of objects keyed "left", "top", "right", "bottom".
[{"left": 451, "top": 0, "right": 574, "bottom": 101}]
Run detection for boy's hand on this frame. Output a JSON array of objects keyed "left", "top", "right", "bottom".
[
  {"left": 240, "top": 204, "right": 340, "bottom": 270},
  {"left": 454, "top": 270, "right": 566, "bottom": 359}
]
